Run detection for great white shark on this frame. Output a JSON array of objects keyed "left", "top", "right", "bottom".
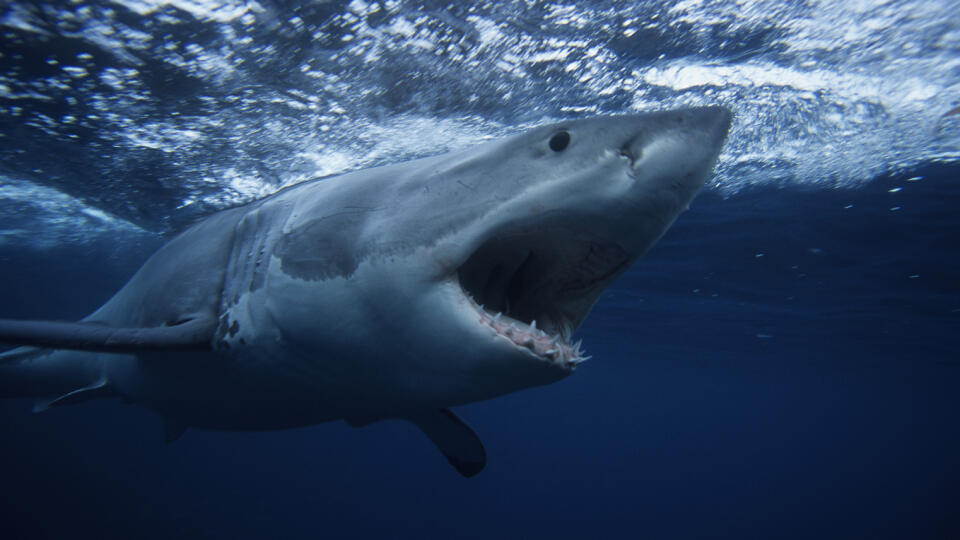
[{"left": 0, "top": 107, "right": 732, "bottom": 476}]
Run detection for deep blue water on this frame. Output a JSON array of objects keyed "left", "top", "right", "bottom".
[{"left": 1, "top": 162, "right": 957, "bottom": 539}]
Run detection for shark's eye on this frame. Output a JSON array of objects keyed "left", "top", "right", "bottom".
[{"left": 549, "top": 131, "right": 570, "bottom": 152}]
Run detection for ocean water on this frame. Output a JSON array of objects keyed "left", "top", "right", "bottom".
[{"left": 1, "top": 1, "right": 958, "bottom": 539}]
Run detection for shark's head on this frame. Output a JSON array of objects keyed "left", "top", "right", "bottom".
[
  {"left": 257, "top": 107, "right": 732, "bottom": 411},
  {"left": 444, "top": 105, "right": 731, "bottom": 354}
]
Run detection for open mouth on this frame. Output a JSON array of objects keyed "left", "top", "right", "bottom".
[{"left": 456, "top": 227, "right": 632, "bottom": 370}]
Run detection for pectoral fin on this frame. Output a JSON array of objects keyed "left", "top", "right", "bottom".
[
  {"left": 34, "top": 378, "right": 117, "bottom": 412},
  {"left": 407, "top": 409, "right": 486, "bottom": 478},
  {"left": 0, "top": 316, "right": 216, "bottom": 353}
]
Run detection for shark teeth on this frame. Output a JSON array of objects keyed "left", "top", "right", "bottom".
[{"left": 467, "top": 296, "right": 587, "bottom": 370}]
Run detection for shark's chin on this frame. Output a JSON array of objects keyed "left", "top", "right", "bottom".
[{"left": 454, "top": 226, "right": 633, "bottom": 371}]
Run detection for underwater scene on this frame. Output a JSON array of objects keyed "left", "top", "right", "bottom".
[{"left": 1, "top": 1, "right": 958, "bottom": 539}]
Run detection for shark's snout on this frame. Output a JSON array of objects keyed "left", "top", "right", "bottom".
[
  {"left": 695, "top": 105, "right": 733, "bottom": 140},
  {"left": 619, "top": 106, "right": 732, "bottom": 175},
  {"left": 678, "top": 105, "right": 733, "bottom": 175}
]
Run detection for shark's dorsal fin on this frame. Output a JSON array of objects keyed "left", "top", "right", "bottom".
[
  {"left": 0, "top": 316, "right": 216, "bottom": 353},
  {"left": 407, "top": 409, "right": 486, "bottom": 478}
]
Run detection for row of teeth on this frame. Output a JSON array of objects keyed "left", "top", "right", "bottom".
[{"left": 476, "top": 306, "right": 589, "bottom": 369}]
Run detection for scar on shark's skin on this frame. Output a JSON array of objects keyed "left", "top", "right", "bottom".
[{"left": 0, "top": 107, "right": 732, "bottom": 477}]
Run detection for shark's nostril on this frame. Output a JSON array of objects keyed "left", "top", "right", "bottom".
[{"left": 619, "top": 139, "right": 642, "bottom": 169}]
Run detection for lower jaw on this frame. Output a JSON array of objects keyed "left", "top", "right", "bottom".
[{"left": 468, "top": 298, "right": 587, "bottom": 371}]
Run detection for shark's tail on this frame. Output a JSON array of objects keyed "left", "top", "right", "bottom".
[{"left": 0, "top": 346, "right": 109, "bottom": 407}]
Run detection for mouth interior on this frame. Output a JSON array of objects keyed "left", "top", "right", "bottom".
[{"left": 456, "top": 228, "right": 631, "bottom": 369}]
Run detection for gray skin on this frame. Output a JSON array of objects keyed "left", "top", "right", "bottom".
[{"left": 0, "top": 107, "right": 731, "bottom": 474}]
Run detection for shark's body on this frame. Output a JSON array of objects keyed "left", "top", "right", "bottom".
[{"left": 0, "top": 107, "right": 732, "bottom": 475}]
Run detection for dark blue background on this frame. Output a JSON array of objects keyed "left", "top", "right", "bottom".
[{"left": 1, "top": 163, "right": 958, "bottom": 539}]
